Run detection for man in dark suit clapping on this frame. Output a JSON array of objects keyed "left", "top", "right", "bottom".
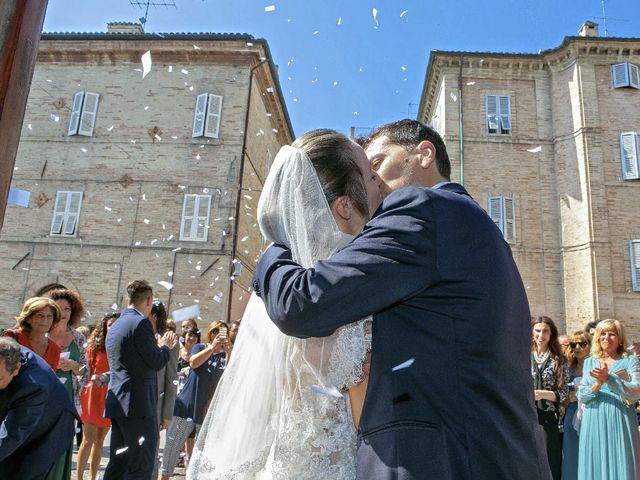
[{"left": 104, "top": 280, "right": 177, "bottom": 480}]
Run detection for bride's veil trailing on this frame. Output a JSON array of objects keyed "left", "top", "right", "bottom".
[{"left": 187, "top": 145, "right": 370, "bottom": 479}]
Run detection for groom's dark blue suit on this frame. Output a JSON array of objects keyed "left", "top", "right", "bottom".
[{"left": 254, "top": 184, "right": 551, "bottom": 480}]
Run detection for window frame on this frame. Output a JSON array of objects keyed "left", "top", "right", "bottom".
[
  {"left": 485, "top": 94, "right": 511, "bottom": 135},
  {"left": 179, "top": 194, "right": 212, "bottom": 242},
  {"left": 50, "top": 191, "right": 83, "bottom": 237},
  {"left": 487, "top": 194, "right": 516, "bottom": 243}
]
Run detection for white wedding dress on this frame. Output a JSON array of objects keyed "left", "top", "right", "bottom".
[{"left": 187, "top": 146, "right": 371, "bottom": 479}]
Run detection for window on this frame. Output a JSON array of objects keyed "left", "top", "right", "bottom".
[
  {"left": 180, "top": 194, "right": 212, "bottom": 242},
  {"left": 488, "top": 195, "right": 515, "bottom": 242},
  {"left": 629, "top": 240, "right": 640, "bottom": 291},
  {"left": 68, "top": 92, "right": 100, "bottom": 136},
  {"left": 486, "top": 95, "right": 511, "bottom": 135},
  {"left": 620, "top": 132, "right": 640, "bottom": 180},
  {"left": 612, "top": 63, "right": 640, "bottom": 89},
  {"left": 192, "top": 93, "right": 224, "bottom": 138},
  {"left": 50, "top": 191, "right": 83, "bottom": 237}
]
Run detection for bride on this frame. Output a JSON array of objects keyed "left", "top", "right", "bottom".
[{"left": 187, "top": 129, "right": 382, "bottom": 479}]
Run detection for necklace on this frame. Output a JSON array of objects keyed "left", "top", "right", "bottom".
[{"left": 533, "top": 350, "right": 550, "bottom": 365}]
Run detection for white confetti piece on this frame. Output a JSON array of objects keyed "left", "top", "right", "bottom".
[
  {"left": 138, "top": 436, "right": 145, "bottom": 445},
  {"left": 246, "top": 42, "right": 254, "bottom": 46},
  {"left": 144, "top": 106, "right": 149, "bottom": 111},
  {"left": 401, "top": 65, "right": 407, "bottom": 71},
  {"left": 27, "top": 124, "right": 32, "bottom": 130},
  {"left": 466, "top": 81, "right": 476, "bottom": 86},
  {"left": 172, "top": 247, "right": 181, "bottom": 252},
  {"left": 168, "top": 65, "right": 173, "bottom": 72},
  {"left": 391, "top": 358, "right": 415, "bottom": 372},
  {"left": 450, "top": 92, "right": 457, "bottom": 102},
  {"left": 142, "top": 194, "right": 147, "bottom": 201},
  {"left": 196, "top": 153, "right": 201, "bottom": 160},
  {"left": 311, "top": 385, "right": 343, "bottom": 398},
  {"left": 50, "top": 114, "right": 60, "bottom": 122},
  {"left": 59, "top": 377, "right": 67, "bottom": 384},
  {"left": 154, "top": 134, "right": 162, "bottom": 141},
  {"left": 400, "top": 9, "right": 408, "bottom": 17},
  {"left": 372, "top": 7, "right": 379, "bottom": 26},
  {"left": 243, "top": 194, "right": 252, "bottom": 200},
  {"left": 527, "top": 146, "right": 542, "bottom": 153},
  {"left": 241, "top": 236, "right": 249, "bottom": 242},
  {"left": 265, "top": 5, "right": 276, "bottom": 12},
  {"left": 333, "top": 81, "right": 338, "bottom": 86},
  {"left": 135, "top": 241, "right": 141, "bottom": 246},
  {"left": 266, "top": 87, "right": 274, "bottom": 93},
  {"left": 143, "top": 219, "right": 150, "bottom": 224},
  {"left": 168, "top": 271, "right": 173, "bottom": 277},
  {"left": 116, "top": 447, "right": 128, "bottom": 455},
  {"left": 181, "top": 69, "right": 189, "bottom": 75},
  {"left": 193, "top": 44, "right": 201, "bottom": 50},
  {"left": 141, "top": 50, "right": 152, "bottom": 78},
  {"left": 104, "top": 206, "right": 112, "bottom": 212},
  {"left": 117, "top": 218, "right": 122, "bottom": 223},
  {"left": 336, "top": 17, "right": 342, "bottom": 26},
  {"left": 313, "top": 30, "right": 319, "bottom": 35},
  {"left": 167, "top": 235, "right": 174, "bottom": 241},
  {"left": 150, "top": 239, "right": 158, "bottom": 245},
  {"left": 108, "top": 125, "right": 115, "bottom": 131},
  {"left": 213, "top": 293, "right": 223, "bottom": 303}
]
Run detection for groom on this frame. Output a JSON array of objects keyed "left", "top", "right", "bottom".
[{"left": 254, "top": 119, "right": 551, "bottom": 479}]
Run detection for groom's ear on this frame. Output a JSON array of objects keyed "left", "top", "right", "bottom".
[
  {"left": 331, "top": 195, "right": 353, "bottom": 221},
  {"left": 416, "top": 140, "right": 436, "bottom": 170}
]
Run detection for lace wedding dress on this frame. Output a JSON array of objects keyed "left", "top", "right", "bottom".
[{"left": 187, "top": 146, "right": 371, "bottom": 479}]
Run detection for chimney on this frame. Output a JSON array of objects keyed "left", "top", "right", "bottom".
[
  {"left": 107, "top": 22, "right": 144, "bottom": 34},
  {"left": 578, "top": 21, "right": 599, "bottom": 37}
]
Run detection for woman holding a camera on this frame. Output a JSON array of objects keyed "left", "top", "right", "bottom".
[{"left": 160, "top": 320, "right": 232, "bottom": 479}]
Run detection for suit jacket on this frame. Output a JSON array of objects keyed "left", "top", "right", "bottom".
[
  {"left": 156, "top": 344, "right": 179, "bottom": 422},
  {"left": 105, "top": 307, "right": 170, "bottom": 418},
  {"left": 0, "top": 346, "right": 79, "bottom": 479},
  {"left": 254, "top": 185, "right": 551, "bottom": 480}
]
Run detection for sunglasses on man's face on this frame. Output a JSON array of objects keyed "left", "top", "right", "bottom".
[{"left": 569, "top": 341, "right": 589, "bottom": 349}]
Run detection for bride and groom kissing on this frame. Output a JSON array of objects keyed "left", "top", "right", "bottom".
[{"left": 187, "top": 119, "right": 552, "bottom": 479}]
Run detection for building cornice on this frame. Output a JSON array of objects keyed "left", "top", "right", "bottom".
[{"left": 419, "top": 35, "right": 640, "bottom": 121}]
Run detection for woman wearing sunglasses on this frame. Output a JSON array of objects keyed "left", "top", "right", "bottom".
[{"left": 560, "top": 331, "right": 591, "bottom": 480}]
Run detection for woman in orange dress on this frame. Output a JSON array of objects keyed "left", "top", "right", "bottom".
[
  {"left": 3, "top": 297, "right": 61, "bottom": 370},
  {"left": 76, "top": 312, "right": 119, "bottom": 480}
]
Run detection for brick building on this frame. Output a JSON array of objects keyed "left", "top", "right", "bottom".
[
  {"left": 0, "top": 23, "right": 293, "bottom": 328},
  {"left": 418, "top": 21, "right": 640, "bottom": 337}
]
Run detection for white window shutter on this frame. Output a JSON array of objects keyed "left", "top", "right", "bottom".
[
  {"left": 63, "top": 192, "right": 83, "bottom": 236},
  {"left": 503, "top": 197, "right": 515, "bottom": 242},
  {"left": 204, "top": 94, "right": 223, "bottom": 139},
  {"left": 628, "top": 64, "right": 640, "bottom": 89},
  {"left": 180, "top": 194, "right": 197, "bottom": 240},
  {"left": 68, "top": 92, "right": 84, "bottom": 136},
  {"left": 488, "top": 196, "right": 504, "bottom": 234},
  {"left": 486, "top": 95, "right": 498, "bottom": 134},
  {"left": 620, "top": 132, "right": 639, "bottom": 180},
  {"left": 195, "top": 195, "right": 211, "bottom": 241},
  {"left": 629, "top": 240, "right": 640, "bottom": 291},
  {"left": 612, "top": 63, "right": 630, "bottom": 88},
  {"left": 192, "top": 93, "right": 208, "bottom": 137},
  {"left": 78, "top": 92, "right": 99, "bottom": 136},
  {"left": 50, "top": 192, "right": 68, "bottom": 234},
  {"left": 499, "top": 96, "right": 511, "bottom": 133}
]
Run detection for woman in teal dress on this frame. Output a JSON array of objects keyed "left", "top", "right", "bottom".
[{"left": 577, "top": 319, "right": 640, "bottom": 480}]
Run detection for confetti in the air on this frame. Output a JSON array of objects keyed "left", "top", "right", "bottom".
[
  {"left": 450, "top": 92, "right": 457, "bottom": 102},
  {"left": 466, "top": 81, "right": 476, "bottom": 86},
  {"left": 27, "top": 124, "right": 32, "bottom": 130},
  {"left": 391, "top": 358, "right": 415, "bottom": 372},
  {"left": 265, "top": 5, "right": 276, "bottom": 12},
  {"left": 116, "top": 447, "right": 128, "bottom": 455},
  {"left": 181, "top": 69, "right": 189, "bottom": 75},
  {"left": 336, "top": 17, "right": 342, "bottom": 26},
  {"left": 104, "top": 206, "right": 112, "bottom": 212},
  {"left": 50, "top": 114, "right": 60, "bottom": 122},
  {"left": 141, "top": 50, "right": 152, "bottom": 78},
  {"left": 143, "top": 219, "right": 150, "bottom": 224},
  {"left": 168, "top": 65, "right": 173, "bottom": 73},
  {"left": 138, "top": 437, "right": 145, "bottom": 445},
  {"left": 400, "top": 9, "right": 408, "bottom": 17},
  {"left": 372, "top": 8, "right": 379, "bottom": 27},
  {"left": 311, "top": 385, "right": 343, "bottom": 398},
  {"left": 527, "top": 146, "right": 542, "bottom": 153}
]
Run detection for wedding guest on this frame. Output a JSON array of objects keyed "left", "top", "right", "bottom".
[
  {"left": 48, "top": 289, "right": 89, "bottom": 479},
  {"left": 149, "top": 300, "right": 179, "bottom": 480},
  {"left": 3, "top": 297, "right": 61, "bottom": 370},
  {"left": 179, "top": 326, "right": 200, "bottom": 370},
  {"left": 228, "top": 320, "right": 241, "bottom": 344},
  {"left": 104, "top": 280, "right": 178, "bottom": 479},
  {"left": 531, "top": 316, "right": 569, "bottom": 480},
  {"left": 160, "top": 321, "right": 231, "bottom": 479},
  {"left": 77, "top": 312, "right": 119, "bottom": 480},
  {"left": 76, "top": 325, "right": 91, "bottom": 338},
  {"left": 584, "top": 320, "right": 598, "bottom": 337},
  {"left": 558, "top": 335, "right": 570, "bottom": 354},
  {"left": 180, "top": 318, "right": 198, "bottom": 337},
  {"left": 578, "top": 319, "right": 640, "bottom": 480},
  {"left": 166, "top": 319, "right": 177, "bottom": 333},
  {"left": 0, "top": 337, "right": 79, "bottom": 479},
  {"left": 561, "top": 330, "right": 591, "bottom": 480}
]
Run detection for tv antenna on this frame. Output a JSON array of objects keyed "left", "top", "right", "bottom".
[
  {"left": 129, "top": 0, "right": 177, "bottom": 31},
  {"left": 405, "top": 101, "right": 418, "bottom": 118},
  {"left": 591, "top": 0, "right": 629, "bottom": 37}
]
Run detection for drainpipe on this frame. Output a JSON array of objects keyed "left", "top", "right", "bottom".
[
  {"left": 225, "top": 58, "right": 268, "bottom": 323},
  {"left": 458, "top": 54, "right": 465, "bottom": 186}
]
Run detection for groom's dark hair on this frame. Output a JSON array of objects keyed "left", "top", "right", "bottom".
[
  {"left": 358, "top": 119, "right": 451, "bottom": 181},
  {"left": 293, "top": 129, "right": 369, "bottom": 218}
]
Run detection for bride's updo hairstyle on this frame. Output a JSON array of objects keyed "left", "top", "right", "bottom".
[{"left": 291, "top": 129, "right": 369, "bottom": 218}]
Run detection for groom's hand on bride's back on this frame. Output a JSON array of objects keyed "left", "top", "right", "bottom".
[{"left": 252, "top": 244, "right": 294, "bottom": 299}]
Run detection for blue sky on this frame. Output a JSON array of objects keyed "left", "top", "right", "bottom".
[{"left": 44, "top": 0, "right": 640, "bottom": 136}]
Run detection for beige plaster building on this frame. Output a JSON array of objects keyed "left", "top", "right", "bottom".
[
  {"left": 419, "top": 22, "right": 640, "bottom": 337},
  {"left": 0, "top": 23, "right": 293, "bottom": 328}
]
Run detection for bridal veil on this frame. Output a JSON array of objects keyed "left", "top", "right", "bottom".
[{"left": 187, "top": 145, "right": 370, "bottom": 479}]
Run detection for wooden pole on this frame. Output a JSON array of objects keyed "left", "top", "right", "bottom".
[{"left": 0, "top": 0, "right": 48, "bottom": 231}]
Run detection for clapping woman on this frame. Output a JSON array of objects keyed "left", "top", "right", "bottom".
[
  {"left": 577, "top": 319, "right": 640, "bottom": 480},
  {"left": 531, "top": 316, "right": 569, "bottom": 480},
  {"left": 560, "top": 330, "right": 591, "bottom": 480}
]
